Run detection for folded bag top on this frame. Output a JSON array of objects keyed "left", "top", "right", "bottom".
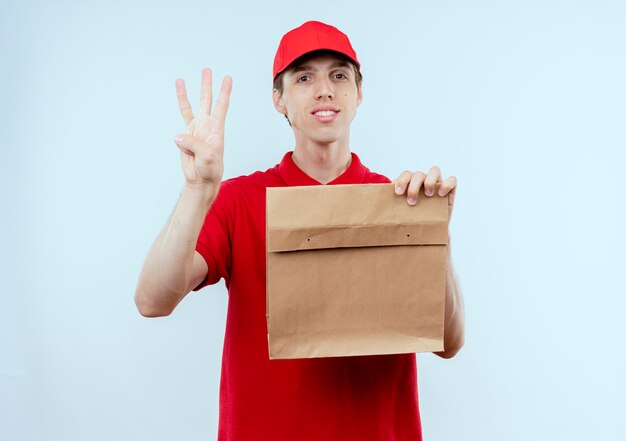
[{"left": 267, "top": 183, "right": 448, "bottom": 252}]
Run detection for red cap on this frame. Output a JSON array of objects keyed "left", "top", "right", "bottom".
[{"left": 273, "top": 21, "right": 360, "bottom": 80}]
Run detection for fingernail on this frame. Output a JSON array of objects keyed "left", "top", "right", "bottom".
[
  {"left": 425, "top": 189, "right": 433, "bottom": 196},
  {"left": 407, "top": 197, "right": 416, "bottom": 205},
  {"left": 438, "top": 188, "right": 445, "bottom": 197},
  {"left": 395, "top": 186, "right": 403, "bottom": 195},
  {"left": 174, "top": 135, "right": 183, "bottom": 143}
]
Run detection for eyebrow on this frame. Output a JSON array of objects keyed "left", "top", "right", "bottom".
[{"left": 290, "top": 61, "right": 351, "bottom": 74}]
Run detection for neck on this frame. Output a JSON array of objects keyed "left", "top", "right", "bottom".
[{"left": 291, "top": 135, "right": 352, "bottom": 185}]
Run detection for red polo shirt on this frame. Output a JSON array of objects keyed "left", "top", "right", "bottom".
[{"left": 194, "top": 152, "right": 423, "bottom": 441}]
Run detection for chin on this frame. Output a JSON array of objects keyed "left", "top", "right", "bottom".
[
  {"left": 293, "top": 122, "right": 347, "bottom": 146},
  {"left": 308, "top": 128, "right": 345, "bottom": 145},
  {"left": 312, "top": 135, "right": 341, "bottom": 145}
]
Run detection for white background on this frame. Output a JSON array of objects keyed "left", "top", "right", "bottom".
[{"left": 2, "top": 0, "right": 625, "bottom": 439}]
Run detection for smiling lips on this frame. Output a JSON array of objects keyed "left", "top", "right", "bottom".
[{"left": 312, "top": 108, "right": 339, "bottom": 122}]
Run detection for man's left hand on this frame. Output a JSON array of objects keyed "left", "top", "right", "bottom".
[{"left": 394, "top": 166, "right": 457, "bottom": 219}]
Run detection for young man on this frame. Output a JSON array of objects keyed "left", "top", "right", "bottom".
[{"left": 135, "top": 21, "right": 464, "bottom": 440}]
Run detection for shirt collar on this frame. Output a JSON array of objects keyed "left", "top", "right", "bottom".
[{"left": 277, "top": 151, "right": 367, "bottom": 186}]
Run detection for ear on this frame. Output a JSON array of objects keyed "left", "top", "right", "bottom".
[
  {"left": 272, "top": 89, "right": 287, "bottom": 115},
  {"left": 356, "top": 86, "right": 363, "bottom": 107}
]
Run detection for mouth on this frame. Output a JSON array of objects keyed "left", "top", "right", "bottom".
[
  {"left": 311, "top": 107, "right": 340, "bottom": 122},
  {"left": 313, "top": 110, "right": 337, "bottom": 117}
]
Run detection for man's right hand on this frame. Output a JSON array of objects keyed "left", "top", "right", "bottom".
[{"left": 174, "top": 68, "right": 233, "bottom": 198}]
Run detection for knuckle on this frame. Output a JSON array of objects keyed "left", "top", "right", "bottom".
[
  {"left": 201, "top": 154, "right": 215, "bottom": 167},
  {"left": 396, "top": 175, "right": 409, "bottom": 185},
  {"left": 200, "top": 148, "right": 219, "bottom": 165}
]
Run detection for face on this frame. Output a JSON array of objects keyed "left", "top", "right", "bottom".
[{"left": 273, "top": 53, "right": 363, "bottom": 146}]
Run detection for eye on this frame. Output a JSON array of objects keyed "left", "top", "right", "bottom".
[
  {"left": 297, "top": 75, "right": 311, "bottom": 83},
  {"left": 333, "top": 72, "right": 349, "bottom": 80}
]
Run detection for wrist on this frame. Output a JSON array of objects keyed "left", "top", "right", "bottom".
[{"left": 182, "top": 182, "right": 218, "bottom": 210}]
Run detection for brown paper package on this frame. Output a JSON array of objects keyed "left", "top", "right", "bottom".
[{"left": 266, "top": 183, "right": 448, "bottom": 359}]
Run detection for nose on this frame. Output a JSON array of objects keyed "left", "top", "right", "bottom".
[{"left": 315, "top": 76, "right": 335, "bottom": 100}]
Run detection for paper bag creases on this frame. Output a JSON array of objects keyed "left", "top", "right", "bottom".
[{"left": 266, "top": 183, "right": 448, "bottom": 360}]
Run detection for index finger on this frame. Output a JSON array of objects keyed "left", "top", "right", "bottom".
[
  {"left": 176, "top": 78, "right": 194, "bottom": 125},
  {"left": 212, "top": 76, "right": 233, "bottom": 123}
]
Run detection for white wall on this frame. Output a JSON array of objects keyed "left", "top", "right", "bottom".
[{"left": 1, "top": 0, "right": 624, "bottom": 440}]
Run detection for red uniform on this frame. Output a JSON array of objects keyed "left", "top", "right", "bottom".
[{"left": 194, "top": 152, "right": 423, "bottom": 440}]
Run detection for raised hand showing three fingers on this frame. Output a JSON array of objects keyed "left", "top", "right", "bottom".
[{"left": 174, "top": 68, "right": 232, "bottom": 195}]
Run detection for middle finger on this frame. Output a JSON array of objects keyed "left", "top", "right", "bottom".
[
  {"left": 198, "top": 68, "right": 213, "bottom": 115},
  {"left": 406, "top": 171, "right": 426, "bottom": 205}
]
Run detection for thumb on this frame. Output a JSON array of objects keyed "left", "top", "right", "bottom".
[{"left": 174, "top": 134, "right": 204, "bottom": 156}]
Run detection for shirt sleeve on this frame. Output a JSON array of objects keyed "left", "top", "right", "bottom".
[{"left": 192, "top": 180, "right": 235, "bottom": 291}]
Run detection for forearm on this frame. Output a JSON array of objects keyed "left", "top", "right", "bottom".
[
  {"left": 434, "top": 246, "right": 465, "bottom": 359},
  {"left": 134, "top": 183, "right": 215, "bottom": 316}
]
